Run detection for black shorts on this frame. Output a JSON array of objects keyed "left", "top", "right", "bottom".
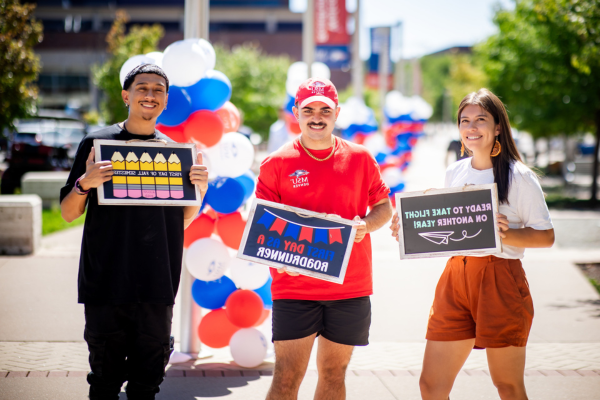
[{"left": 272, "top": 296, "right": 371, "bottom": 346}]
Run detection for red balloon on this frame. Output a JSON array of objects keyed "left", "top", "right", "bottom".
[
  {"left": 353, "top": 133, "right": 368, "bottom": 145},
  {"left": 184, "top": 213, "right": 215, "bottom": 248},
  {"left": 156, "top": 123, "right": 186, "bottom": 143},
  {"left": 215, "top": 212, "right": 246, "bottom": 249},
  {"left": 184, "top": 110, "right": 224, "bottom": 147},
  {"left": 225, "top": 290, "right": 264, "bottom": 328},
  {"left": 285, "top": 113, "right": 301, "bottom": 135},
  {"left": 253, "top": 309, "right": 270, "bottom": 327},
  {"left": 198, "top": 309, "right": 240, "bottom": 348},
  {"left": 215, "top": 101, "right": 241, "bottom": 133}
]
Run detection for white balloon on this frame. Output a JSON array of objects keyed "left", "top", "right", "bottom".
[
  {"left": 363, "top": 134, "right": 388, "bottom": 156},
  {"left": 145, "top": 51, "right": 164, "bottom": 68},
  {"left": 213, "top": 132, "right": 255, "bottom": 178},
  {"left": 311, "top": 62, "right": 331, "bottom": 80},
  {"left": 119, "top": 55, "right": 154, "bottom": 88},
  {"left": 336, "top": 96, "right": 374, "bottom": 129},
  {"left": 162, "top": 39, "right": 211, "bottom": 87},
  {"left": 229, "top": 258, "right": 270, "bottom": 290},
  {"left": 229, "top": 328, "right": 268, "bottom": 368},
  {"left": 286, "top": 77, "right": 305, "bottom": 97},
  {"left": 186, "top": 238, "right": 230, "bottom": 281},
  {"left": 287, "top": 61, "right": 308, "bottom": 80},
  {"left": 410, "top": 95, "right": 434, "bottom": 120},
  {"left": 384, "top": 90, "right": 414, "bottom": 119},
  {"left": 382, "top": 168, "right": 404, "bottom": 188},
  {"left": 201, "top": 144, "right": 221, "bottom": 179}
]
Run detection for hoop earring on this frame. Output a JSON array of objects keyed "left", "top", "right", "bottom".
[
  {"left": 491, "top": 139, "right": 501, "bottom": 157},
  {"left": 460, "top": 141, "right": 465, "bottom": 157}
]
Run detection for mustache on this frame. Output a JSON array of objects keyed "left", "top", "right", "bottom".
[{"left": 308, "top": 122, "right": 327, "bottom": 127}]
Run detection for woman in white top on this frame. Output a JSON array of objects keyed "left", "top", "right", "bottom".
[{"left": 390, "top": 89, "right": 555, "bottom": 400}]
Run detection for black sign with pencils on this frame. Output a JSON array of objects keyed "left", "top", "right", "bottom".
[{"left": 94, "top": 139, "right": 201, "bottom": 206}]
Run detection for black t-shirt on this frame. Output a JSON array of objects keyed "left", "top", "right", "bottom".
[{"left": 60, "top": 124, "right": 184, "bottom": 305}]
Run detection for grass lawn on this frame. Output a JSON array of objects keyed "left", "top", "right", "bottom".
[{"left": 42, "top": 207, "right": 86, "bottom": 236}]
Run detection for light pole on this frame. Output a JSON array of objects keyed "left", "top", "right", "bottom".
[
  {"left": 378, "top": 27, "right": 390, "bottom": 123},
  {"left": 352, "top": 0, "right": 363, "bottom": 99},
  {"left": 184, "top": 0, "right": 209, "bottom": 40},
  {"left": 181, "top": 0, "right": 209, "bottom": 356},
  {"left": 303, "top": 0, "right": 315, "bottom": 77}
]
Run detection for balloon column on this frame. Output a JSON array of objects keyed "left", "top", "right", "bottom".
[
  {"left": 335, "top": 97, "right": 378, "bottom": 144},
  {"left": 282, "top": 61, "right": 332, "bottom": 136},
  {"left": 363, "top": 91, "right": 433, "bottom": 205},
  {"left": 119, "top": 39, "right": 271, "bottom": 368}
]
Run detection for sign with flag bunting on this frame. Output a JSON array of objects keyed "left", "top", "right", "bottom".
[{"left": 237, "top": 199, "right": 358, "bottom": 284}]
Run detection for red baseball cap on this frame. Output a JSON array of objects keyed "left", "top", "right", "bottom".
[{"left": 295, "top": 78, "right": 338, "bottom": 109}]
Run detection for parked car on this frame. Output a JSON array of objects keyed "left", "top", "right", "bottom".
[{"left": 1, "top": 116, "right": 86, "bottom": 194}]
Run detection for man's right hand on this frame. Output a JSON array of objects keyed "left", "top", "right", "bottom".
[
  {"left": 389, "top": 212, "right": 400, "bottom": 243},
  {"left": 79, "top": 147, "right": 114, "bottom": 191},
  {"left": 277, "top": 267, "right": 300, "bottom": 277}
]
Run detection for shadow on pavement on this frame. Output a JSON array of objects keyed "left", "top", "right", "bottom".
[{"left": 156, "top": 376, "right": 262, "bottom": 398}]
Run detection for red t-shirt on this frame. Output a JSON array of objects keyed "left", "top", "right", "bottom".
[{"left": 255, "top": 137, "right": 390, "bottom": 301}]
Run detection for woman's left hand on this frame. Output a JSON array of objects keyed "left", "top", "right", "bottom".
[{"left": 496, "top": 213, "right": 509, "bottom": 238}]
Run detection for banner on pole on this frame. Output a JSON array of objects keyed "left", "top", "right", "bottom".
[{"left": 314, "top": 0, "right": 349, "bottom": 45}]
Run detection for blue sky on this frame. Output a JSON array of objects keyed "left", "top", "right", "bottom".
[{"left": 290, "top": 0, "right": 514, "bottom": 59}]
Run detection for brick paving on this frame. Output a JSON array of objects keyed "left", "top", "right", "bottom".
[{"left": 2, "top": 341, "right": 600, "bottom": 376}]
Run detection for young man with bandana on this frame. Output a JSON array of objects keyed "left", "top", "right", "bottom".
[
  {"left": 256, "top": 78, "right": 393, "bottom": 400},
  {"left": 60, "top": 64, "right": 208, "bottom": 400}
]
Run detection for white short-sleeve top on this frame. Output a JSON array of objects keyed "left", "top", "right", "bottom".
[{"left": 444, "top": 158, "right": 553, "bottom": 259}]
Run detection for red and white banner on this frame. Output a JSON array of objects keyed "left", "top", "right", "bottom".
[{"left": 314, "top": 0, "right": 349, "bottom": 45}]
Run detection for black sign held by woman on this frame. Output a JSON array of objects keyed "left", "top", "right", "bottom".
[
  {"left": 395, "top": 184, "right": 503, "bottom": 259},
  {"left": 237, "top": 199, "right": 357, "bottom": 284}
]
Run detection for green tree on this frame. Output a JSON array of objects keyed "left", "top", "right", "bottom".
[
  {"left": 93, "top": 11, "right": 164, "bottom": 124},
  {"left": 420, "top": 52, "right": 487, "bottom": 122},
  {"left": 478, "top": 0, "right": 600, "bottom": 203},
  {"left": 214, "top": 43, "right": 290, "bottom": 138},
  {"left": 0, "top": 0, "right": 42, "bottom": 133}
]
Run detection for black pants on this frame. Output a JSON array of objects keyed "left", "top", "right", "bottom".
[{"left": 84, "top": 303, "right": 174, "bottom": 400}]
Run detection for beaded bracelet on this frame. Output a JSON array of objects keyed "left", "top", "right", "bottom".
[{"left": 74, "top": 177, "right": 91, "bottom": 195}]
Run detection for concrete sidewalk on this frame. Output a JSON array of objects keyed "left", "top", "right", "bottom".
[{"left": 1, "top": 133, "right": 600, "bottom": 399}]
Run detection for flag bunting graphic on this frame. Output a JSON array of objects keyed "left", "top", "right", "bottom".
[{"left": 257, "top": 209, "right": 344, "bottom": 245}]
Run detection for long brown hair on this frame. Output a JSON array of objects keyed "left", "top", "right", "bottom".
[{"left": 457, "top": 88, "right": 522, "bottom": 204}]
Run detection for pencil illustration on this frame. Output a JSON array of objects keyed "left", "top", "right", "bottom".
[
  {"left": 168, "top": 152, "right": 183, "bottom": 199},
  {"left": 154, "top": 152, "right": 167, "bottom": 171},
  {"left": 154, "top": 152, "right": 170, "bottom": 198},
  {"left": 111, "top": 151, "right": 126, "bottom": 198},
  {"left": 140, "top": 152, "right": 156, "bottom": 198},
  {"left": 125, "top": 152, "right": 141, "bottom": 198}
]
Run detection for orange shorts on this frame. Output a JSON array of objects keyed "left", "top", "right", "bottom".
[{"left": 426, "top": 256, "right": 534, "bottom": 348}]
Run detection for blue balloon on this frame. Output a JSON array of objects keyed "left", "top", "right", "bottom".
[
  {"left": 156, "top": 86, "right": 191, "bottom": 126},
  {"left": 253, "top": 276, "right": 273, "bottom": 309},
  {"left": 375, "top": 152, "right": 388, "bottom": 164},
  {"left": 389, "top": 182, "right": 405, "bottom": 193},
  {"left": 187, "top": 70, "right": 232, "bottom": 112},
  {"left": 191, "top": 276, "right": 237, "bottom": 310},
  {"left": 204, "top": 171, "right": 256, "bottom": 214},
  {"left": 284, "top": 94, "right": 295, "bottom": 115},
  {"left": 236, "top": 170, "right": 256, "bottom": 203},
  {"left": 204, "top": 177, "right": 245, "bottom": 214}
]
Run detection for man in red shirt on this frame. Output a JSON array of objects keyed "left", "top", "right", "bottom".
[{"left": 257, "top": 78, "right": 392, "bottom": 400}]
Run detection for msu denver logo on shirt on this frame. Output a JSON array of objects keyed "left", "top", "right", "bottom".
[{"left": 289, "top": 170, "right": 309, "bottom": 188}]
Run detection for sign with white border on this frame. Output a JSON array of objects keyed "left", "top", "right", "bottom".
[
  {"left": 94, "top": 139, "right": 201, "bottom": 206},
  {"left": 237, "top": 199, "right": 358, "bottom": 284},
  {"left": 395, "top": 184, "right": 502, "bottom": 259}
]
